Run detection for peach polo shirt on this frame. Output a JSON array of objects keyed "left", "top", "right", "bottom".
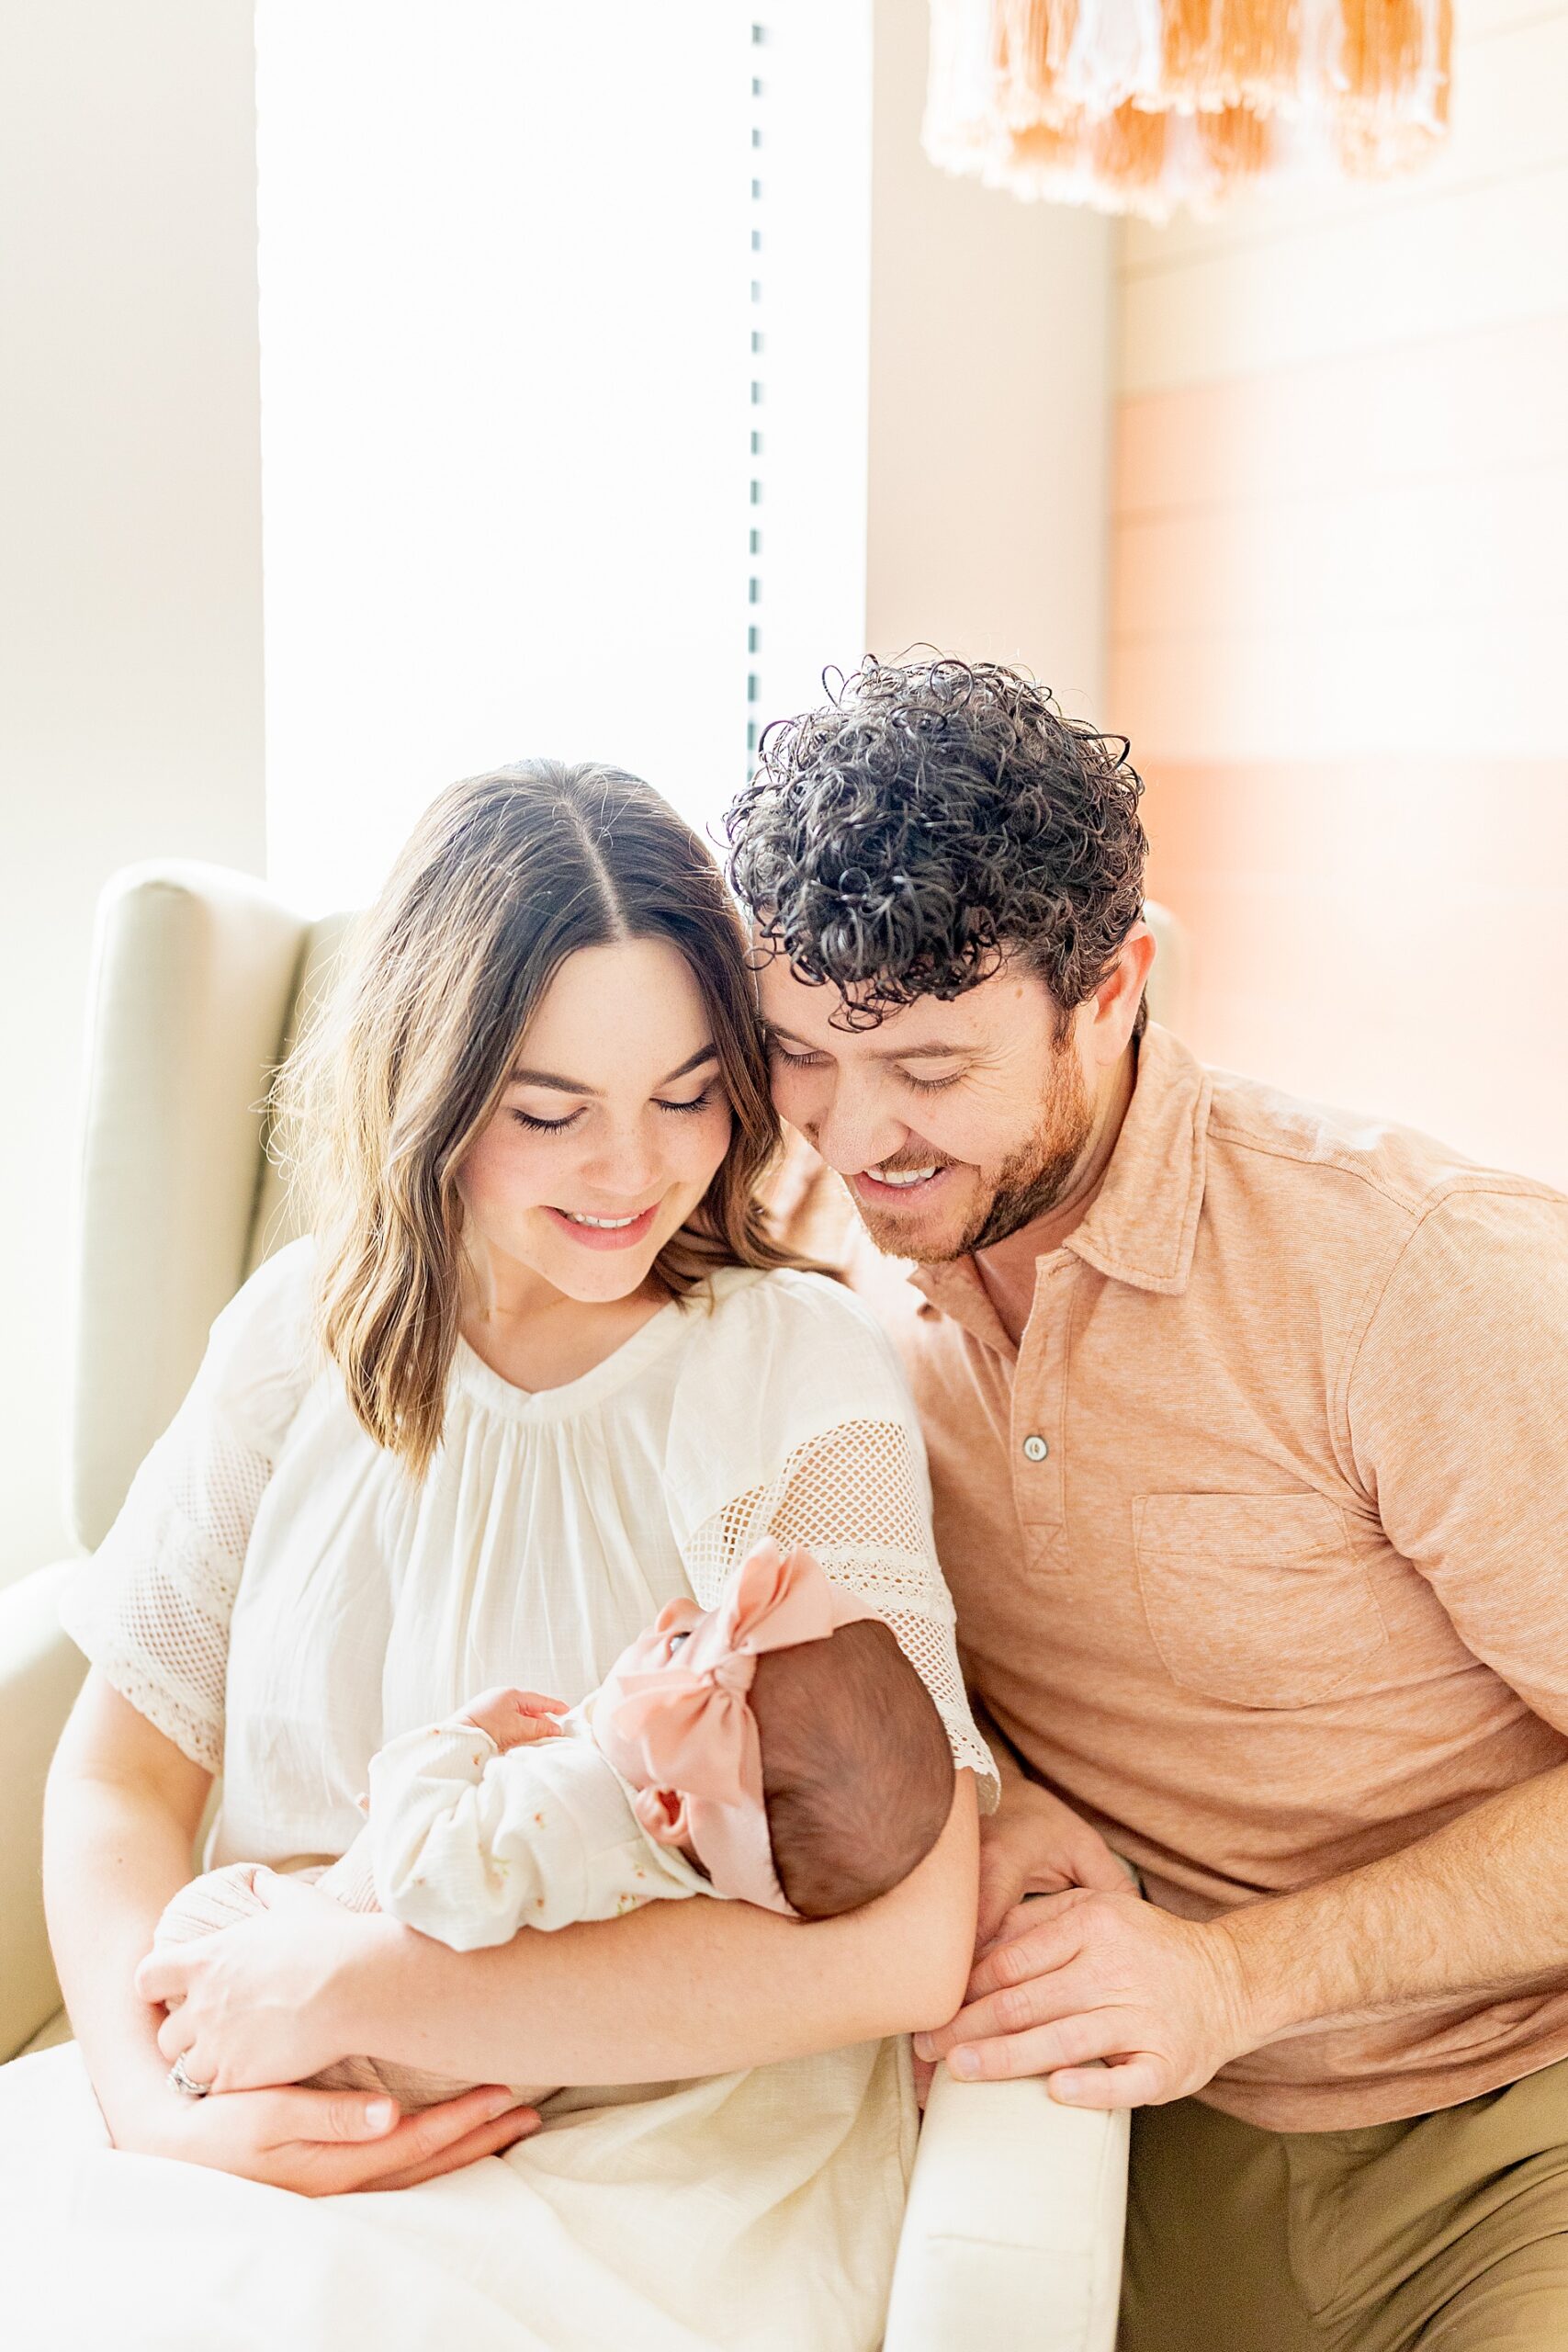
[{"left": 781, "top": 1023, "right": 1568, "bottom": 2130}]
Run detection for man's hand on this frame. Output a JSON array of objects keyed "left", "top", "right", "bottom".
[
  {"left": 459, "top": 1687, "right": 570, "bottom": 1754},
  {"left": 913, "top": 1884, "right": 1258, "bottom": 2109},
  {"left": 908, "top": 1774, "right": 1132, "bottom": 2106},
  {"left": 976, "top": 1777, "right": 1131, "bottom": 1947}
]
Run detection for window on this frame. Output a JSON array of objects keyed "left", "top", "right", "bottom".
[{"left": 258, "top": 2, "right": 756, "bottom": 910}]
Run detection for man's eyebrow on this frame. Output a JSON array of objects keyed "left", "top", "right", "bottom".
[
  {"left": 507, "top": 1045, "right": 718, "bottom": 1096},
  {"left": 761, "top": 1023, "right": 971, "bottom": 1062}
]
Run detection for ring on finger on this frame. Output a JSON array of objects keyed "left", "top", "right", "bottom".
[{"left": 168, "top": 2050, "right": 213, "bottom": 2098}]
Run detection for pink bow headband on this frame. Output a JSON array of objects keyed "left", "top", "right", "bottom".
[{"left": 592, "top": 1539, "right": 877, "bottom": 1916}]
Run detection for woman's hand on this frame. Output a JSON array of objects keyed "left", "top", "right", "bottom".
[
  {"left": 120, "top": 2075, "right": 540, "bottom": 2195},
  {"left": 135, "top": 1867, "right": 392, "bottom": 2093},
  {"left": 976, "top": 1779, "right": 1130, "bottom": 1949}
]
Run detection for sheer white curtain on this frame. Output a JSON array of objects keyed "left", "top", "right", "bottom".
[{"left": 257, "top": 1, "right": 755, "bottom": 910}]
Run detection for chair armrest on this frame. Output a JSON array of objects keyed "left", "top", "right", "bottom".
[
  {"left": 0, "top": 1561, "right": 89, "bottom": 2061},
  {"left": 885, "top": 2068, "right": 1128, "bottom": 2351}
]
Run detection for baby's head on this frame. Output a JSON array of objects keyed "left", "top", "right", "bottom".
[
  {"left": 750, "top": 1613, "right": 953, "bottom": 1917},
  {"left": 594, "top": 1544, "right": 954, "bottom": 1919}
]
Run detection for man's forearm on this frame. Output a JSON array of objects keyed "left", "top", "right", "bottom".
[
  {"left": 1214, "top": 1762, "right": 1568, "bottom": 2046},
  {"left": 333, "top": 1776, "right": 979, "bottom": 2086}
]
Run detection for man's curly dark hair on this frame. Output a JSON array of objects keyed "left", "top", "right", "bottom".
[{"left": 724, "top": 656, "right": 1148, "bottom": 1035}]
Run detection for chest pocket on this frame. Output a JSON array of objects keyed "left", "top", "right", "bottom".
[{"left": 1133, "top": 1493, "right": 1386, "bottom": 1709}]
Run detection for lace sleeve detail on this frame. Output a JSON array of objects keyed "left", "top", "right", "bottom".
[
  {"left": 58, "top": 1408, "right": 272, "bottom": 1775},
  {"left": 57, "top": 1242, "right": 318, "bottom": 1775},
  {"left": 682, "top": 1416, "right": 998, "bottom": 1807}
]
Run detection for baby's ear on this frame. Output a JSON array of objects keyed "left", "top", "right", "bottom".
[{"left": 633, "top": 1787, "right": 693, "bottom": 1849}]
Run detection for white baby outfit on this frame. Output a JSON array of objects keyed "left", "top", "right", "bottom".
[
  {"left": 154, "top": 1694, "right": 717, "bottom": 2111},
  {"left": 1, "top": 1238, "right": 993, "bottom": 2352},
  {"left": 365, "top": 1698, "right": 716, "bottom": 1940}
]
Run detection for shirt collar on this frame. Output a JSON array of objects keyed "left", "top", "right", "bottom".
[{"left": 908, "top": 1023, "right": 1212, "bottom": 1337}]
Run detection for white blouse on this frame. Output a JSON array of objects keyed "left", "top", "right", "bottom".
[{"left": 62, "top": 1238, "right": 994, "bottom": 1884}]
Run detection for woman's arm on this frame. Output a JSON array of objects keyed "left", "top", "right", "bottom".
[
  {"left": 47, "top": 1669, "right": 540, "bottom": 2189},
  {"left": 356, "top": 1770, "right": 980, "bottom": 2080},
  {"left": 968, "top": 1704, "right": 1130, "bottom": 1944},
  {"left": 141, "top": 1772, "right": 980, "bottom": 2095},
  {"left": 44, "top": 1670, "right": 217, "bottom": 2137}
]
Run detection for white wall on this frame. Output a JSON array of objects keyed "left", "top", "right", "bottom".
[
  {"left": 865, "top": 0, "right": 1114, "bottom": 718},
  {"left": 0, "top": 1, "right": 265, "bottom": 1582}
]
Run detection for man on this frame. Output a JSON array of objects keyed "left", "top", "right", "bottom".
[{"left": 725, "top": 654, "right": 1568, "bottom": 2351}]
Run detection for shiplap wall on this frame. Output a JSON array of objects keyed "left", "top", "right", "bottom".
[{"left": 1111, "top": 0, "right": 1568, "bottom": 1186}]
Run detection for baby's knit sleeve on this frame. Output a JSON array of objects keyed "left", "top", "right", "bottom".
[
  {"left": 668, "top": 1272, "right": 998, "bottom": 1807},
  {"left": 57, "top": 1238, "right": 319, "bottom": 1776}
]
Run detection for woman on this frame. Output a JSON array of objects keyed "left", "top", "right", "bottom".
[{"left": 1, "top": 763, "right": 989, "bottom": 2352}]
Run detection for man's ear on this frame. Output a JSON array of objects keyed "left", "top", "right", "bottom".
[{"left": 1087, "top": 923, "right": 1156, "bottom": 1064}]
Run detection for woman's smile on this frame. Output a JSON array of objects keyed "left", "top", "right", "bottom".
[{"left": 541, "top": 1202, "right": 660, "bottom": 1251}]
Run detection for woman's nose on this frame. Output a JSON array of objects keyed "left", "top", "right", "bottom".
[{"left": 580, "top": 1122, "right": 659, "bottom": 1199}]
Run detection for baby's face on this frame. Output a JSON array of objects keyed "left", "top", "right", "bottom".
[
  {"left": 595, "top": 1597, "right": 726, "bottom": 1865},
  {"left": 602, "top": 1596, "right": 709, "bottom": 1696}
]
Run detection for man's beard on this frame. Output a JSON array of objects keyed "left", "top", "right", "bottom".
[
  {"left": 845, "top": 1046, "right": 1095, "bottom": 1264},
  {"left": 958, "top": 1049, "right": 1093, "bottom": 1253}
]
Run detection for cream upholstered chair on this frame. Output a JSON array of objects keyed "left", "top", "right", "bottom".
[{"left": 0, "top": 863, "right": 1185, "bottom": 2349}]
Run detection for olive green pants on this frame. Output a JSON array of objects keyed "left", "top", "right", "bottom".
[{"left": 1120, "top": 2057, "right": 1568, "bottom": 2350}]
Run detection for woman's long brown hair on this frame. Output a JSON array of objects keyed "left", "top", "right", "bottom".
[{"left": 272, "top": 760, "right": 804, "bottom": 1477}]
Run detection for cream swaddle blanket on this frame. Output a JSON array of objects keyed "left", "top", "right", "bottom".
[{"left": 152, "top": 1540, "right": 874, "bottom": 2110}]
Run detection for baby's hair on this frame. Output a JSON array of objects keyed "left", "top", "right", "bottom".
[{"left": 750, "top": 1620, "right": 954, "bottom": 1919}]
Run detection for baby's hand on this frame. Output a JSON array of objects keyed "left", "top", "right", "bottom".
[{"left": 459, "top": 1686, "right": 570, "bottom": 1754}]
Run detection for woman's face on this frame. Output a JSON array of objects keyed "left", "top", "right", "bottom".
[{"left": 457, "top": 935, "right": 733, "bottom": 1308}]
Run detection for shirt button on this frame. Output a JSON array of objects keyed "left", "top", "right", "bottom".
[{"left": 1021, "top": 1434, "right": 1049, "bottom": 1464}]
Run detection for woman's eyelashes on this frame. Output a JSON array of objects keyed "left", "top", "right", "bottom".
[
  {"left": 654, "top": 1087, "right": 719, "bottom": 1117},
  {"left": 510, "top": 1106, "right": 584, "bottom": 1135},
  {"left": 508, "top": 1087, "right": 718, "bottom": 1137}
]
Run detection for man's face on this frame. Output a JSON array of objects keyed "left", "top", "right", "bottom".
[{"left": 757, "top": 949, "right": 1095, "bottom": 1263}]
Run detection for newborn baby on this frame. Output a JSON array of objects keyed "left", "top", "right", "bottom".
[{"left": 153, "top": 1540, "right": 955, "bottom": 2111}]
